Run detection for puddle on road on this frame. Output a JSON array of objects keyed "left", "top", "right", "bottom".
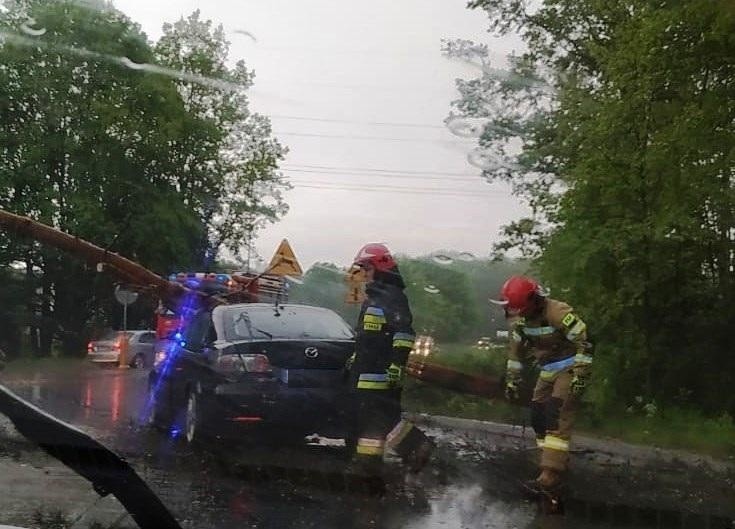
[{"left": 556, "top": 498, "right": 735, "bottom": 529}]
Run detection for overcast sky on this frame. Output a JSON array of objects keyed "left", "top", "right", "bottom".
[{"left": 114, "top": 0, "right": 527, "bottom": 269}]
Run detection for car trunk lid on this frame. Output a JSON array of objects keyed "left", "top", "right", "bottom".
[{"left": 223, "top": 340, "right": 353, "bottom": 388}]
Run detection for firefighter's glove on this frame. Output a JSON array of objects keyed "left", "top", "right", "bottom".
[
  {"left": 505, "top": 372, "right": 522, "bottom": 402},
  {"left": 386, "top": 363, "right": 405, "bottom": 388},
  {"left": 570, "top": 373, "right": 588, "bottom": 398}
]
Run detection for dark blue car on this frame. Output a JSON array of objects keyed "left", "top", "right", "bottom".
[{"left": 146, "top": 303, "right": 356, "bottom": 445}]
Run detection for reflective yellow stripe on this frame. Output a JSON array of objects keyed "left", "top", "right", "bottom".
[
  {"left": 393, "top": 339, "right": 414, "bottom": 348},
  {"left": 539, "top": 370, "right": 559, "bottom": 381},
  {"left": 543, "top": 435, "right": 569, "bottom": 451},
  {"left": 574, "top": 353, "right": 593, "bottom": 365},
  {"left": 363, "top": 322, "right": 383, "bottom": 331},
  {"left": 511, "top": 330, "right": 522, "bottom": 343},
  {"left": 386, "top": 420, "right": 414, "bottom": 447},
  {"left": 356, "top": 438, "right": 385, "bottom": 455},
  {"left": 507, "top": 359, "right": 523, "bottom": 371},
  {"left": 357, "top": 380, "right": 390, "bottom": 390},
  {"left": 536, "top": 438, "right": 545, "bottom": 448},
  {"left": 565, "top": 321, "right": 586, "bottom": 341},
  {"left": 364, "top": 314, "right": 387, "bottom": 324}
]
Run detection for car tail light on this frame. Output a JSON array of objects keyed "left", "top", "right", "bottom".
[
  {"left": 87, "top": 342, "right": 95, "bottom": 353},
  {"left": 216, "top": 354, "right": 270, "bottom": 374},
  {"left": 241, "top": 354, "right": 271, "bottom": 373},
  {"left": 216, "top": 355, "right": 245, "bottom": 374}
]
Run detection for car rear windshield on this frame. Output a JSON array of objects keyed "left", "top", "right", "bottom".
[{"left": 223, "top": 306, "right": 354, "bottom": 341}]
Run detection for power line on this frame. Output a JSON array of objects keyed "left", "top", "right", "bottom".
[
  {"left": 290, "top": 183, "right": 506, "bottom": 199},
  {"left": 270, "top": 114, "right": 447, "bottom": 130},
  {"left": 282, "top": 168, "right": 483, "bottom": 182},
  {"left": 275, "top": 131, "right": 473, "bottom": 145},
  {"left": 290, "top": 179, "right": 495, "bottom": 192},
  {"left": 288, "top": 181, "right": 507, "bottom": 198},
  {"left": 282, "top": 164, "right": 480, "bottom": 178}
]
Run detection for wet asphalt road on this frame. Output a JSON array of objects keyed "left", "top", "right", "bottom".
[{"left": 1, "top": 361, "right": 733, "bottom": 529}]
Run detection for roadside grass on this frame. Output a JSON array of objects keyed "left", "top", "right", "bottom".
[
  {"left": 578, "top": 408, "right": 735, "bottom": 459},
  {"left": 422, "top": 342, "right": 506, "bottom": 377},
  {"left": 408, "top": 342, "right": 735, "bottom": 459}
]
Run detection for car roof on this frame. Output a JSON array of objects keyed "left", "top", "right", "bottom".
[{"left": 215, "top": 303, "right": 337, "bottom": 314}]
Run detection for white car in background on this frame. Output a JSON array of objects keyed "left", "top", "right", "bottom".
[{"left": 87, "top": 330, "right": 156, "bottom": 368}]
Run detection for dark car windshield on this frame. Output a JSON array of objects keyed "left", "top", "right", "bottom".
[{"left": 223, "top": 306, "right": 354, "bottom": 342}]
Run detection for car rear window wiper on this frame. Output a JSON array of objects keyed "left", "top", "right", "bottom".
[
  {"left": 235, "top": 312, "right": 273, "bottom": 339},
  {"left": 253, "top": 327, "right": 273, "bottom": 339}
]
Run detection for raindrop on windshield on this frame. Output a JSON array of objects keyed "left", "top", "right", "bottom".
[
  {"left": 424, "top": 285, "right": 440, "bottom": 294},
  {"left": 432, "top": 254, "right": 454, "bottom": 265},
  {"left": 20, "top": 18, "right": 46, "bottom": 37},
  {"left": 467, "top": 149, "right": 520, "bottom": 172},
  {"left": 233, "top": 29, "right": 257, "bottom": 42},
  {"left": 120, "top": 57, "right": 145, "bottom": 70},
  {"left": 445, "top": 117, "right": 486, "bottom": 138},
  {"left": 456, "top": 252, "right": 476, "bottom": 262}
]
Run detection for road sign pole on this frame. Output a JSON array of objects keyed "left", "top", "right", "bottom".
[
  {"left": 115, "top": 286, "right": 137, "bottom": 369},
  {"left": 119, "top": 301, "right": 129, "bottom": 369}
]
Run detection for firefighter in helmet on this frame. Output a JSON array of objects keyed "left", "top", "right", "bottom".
[
  {"left": 492, "top": 276, "right": 593, "bottom": 490},
  {"left": 348, "top": 243, "right": 434, "bottom": 472}
]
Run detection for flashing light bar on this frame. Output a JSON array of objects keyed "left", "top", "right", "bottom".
[{"left": 168, "top": 272, "right": 233, "bottom": 285}]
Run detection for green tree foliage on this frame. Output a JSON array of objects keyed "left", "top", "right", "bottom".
[
  {"left": 399, "top": 258, "right": 479, "bottom": 341},
  {"left": 290, "top": 257, "right": 526, "bottom": 343},
  {"left": 154, "top": 11, "right": 289, "bottom": 263},
  {"left": 288, "top": 263, "right": 360, "bottom": 324},
  {"left": 450, "top": 0, "right": 735, "bottom": 414},
  {"left": 0, "top": 2, "right": 287, "bottom": 355}
]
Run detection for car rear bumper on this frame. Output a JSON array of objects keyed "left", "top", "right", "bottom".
[
  {"left": 201, "top": 380, "right": 353, "bottom": 438},
  {"left": 87, "top": 352, "right": 120, "bottom": 363}
]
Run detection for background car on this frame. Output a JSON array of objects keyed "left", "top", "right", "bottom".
[
  {"left": 146, "top": 303, "right": 355, "bottom": 445},
  {"left": 87, "top": 330, "right": 156, "bottom": 368}
]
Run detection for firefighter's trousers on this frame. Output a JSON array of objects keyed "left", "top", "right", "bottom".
[
  {"left": 529, "top": 369, "right": 577, "bottom": 472},
  {"left": 353, "top": 380, "right": 428, "bottom": 464}
]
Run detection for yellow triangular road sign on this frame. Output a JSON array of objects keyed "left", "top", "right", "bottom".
[{"left": 267, "top": 239, "right": 304, "bottom": 277}]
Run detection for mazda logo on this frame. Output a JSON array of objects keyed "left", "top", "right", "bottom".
[{"left": 304, "top": 347, "right": 319, "bottom": 359}]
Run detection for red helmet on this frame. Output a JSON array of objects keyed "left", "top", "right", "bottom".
[
  {"left": 491, "top": 275, "right": 545, "bottom": 316},
  {"left": 353, "top": 243, "right": 397, "bottom": 272}
]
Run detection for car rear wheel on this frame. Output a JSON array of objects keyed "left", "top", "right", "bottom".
[{"left": 185, "top": 392, "right": 200, "bottom": 444}]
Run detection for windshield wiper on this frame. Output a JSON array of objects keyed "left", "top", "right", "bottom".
[
  {"left": 253, "top": 327, "right": 273, "bottom": 339},
  {"left": 235, "top": 312, "right": 273, "bottom": 339},
  {"left": 0, "top": 384, "right": 181, "bottom": 529}
]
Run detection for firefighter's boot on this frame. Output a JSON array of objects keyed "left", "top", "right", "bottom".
[
  {"left": 536, "top": 468, "right": 561, "bottom": 490},
  {"left": 405, "top": 436, "right": 435, "bottom": 473}
]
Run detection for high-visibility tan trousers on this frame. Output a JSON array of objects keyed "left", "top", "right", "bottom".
[{"left": 530, "top": 370, "right": 577, "bottom": 472}]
